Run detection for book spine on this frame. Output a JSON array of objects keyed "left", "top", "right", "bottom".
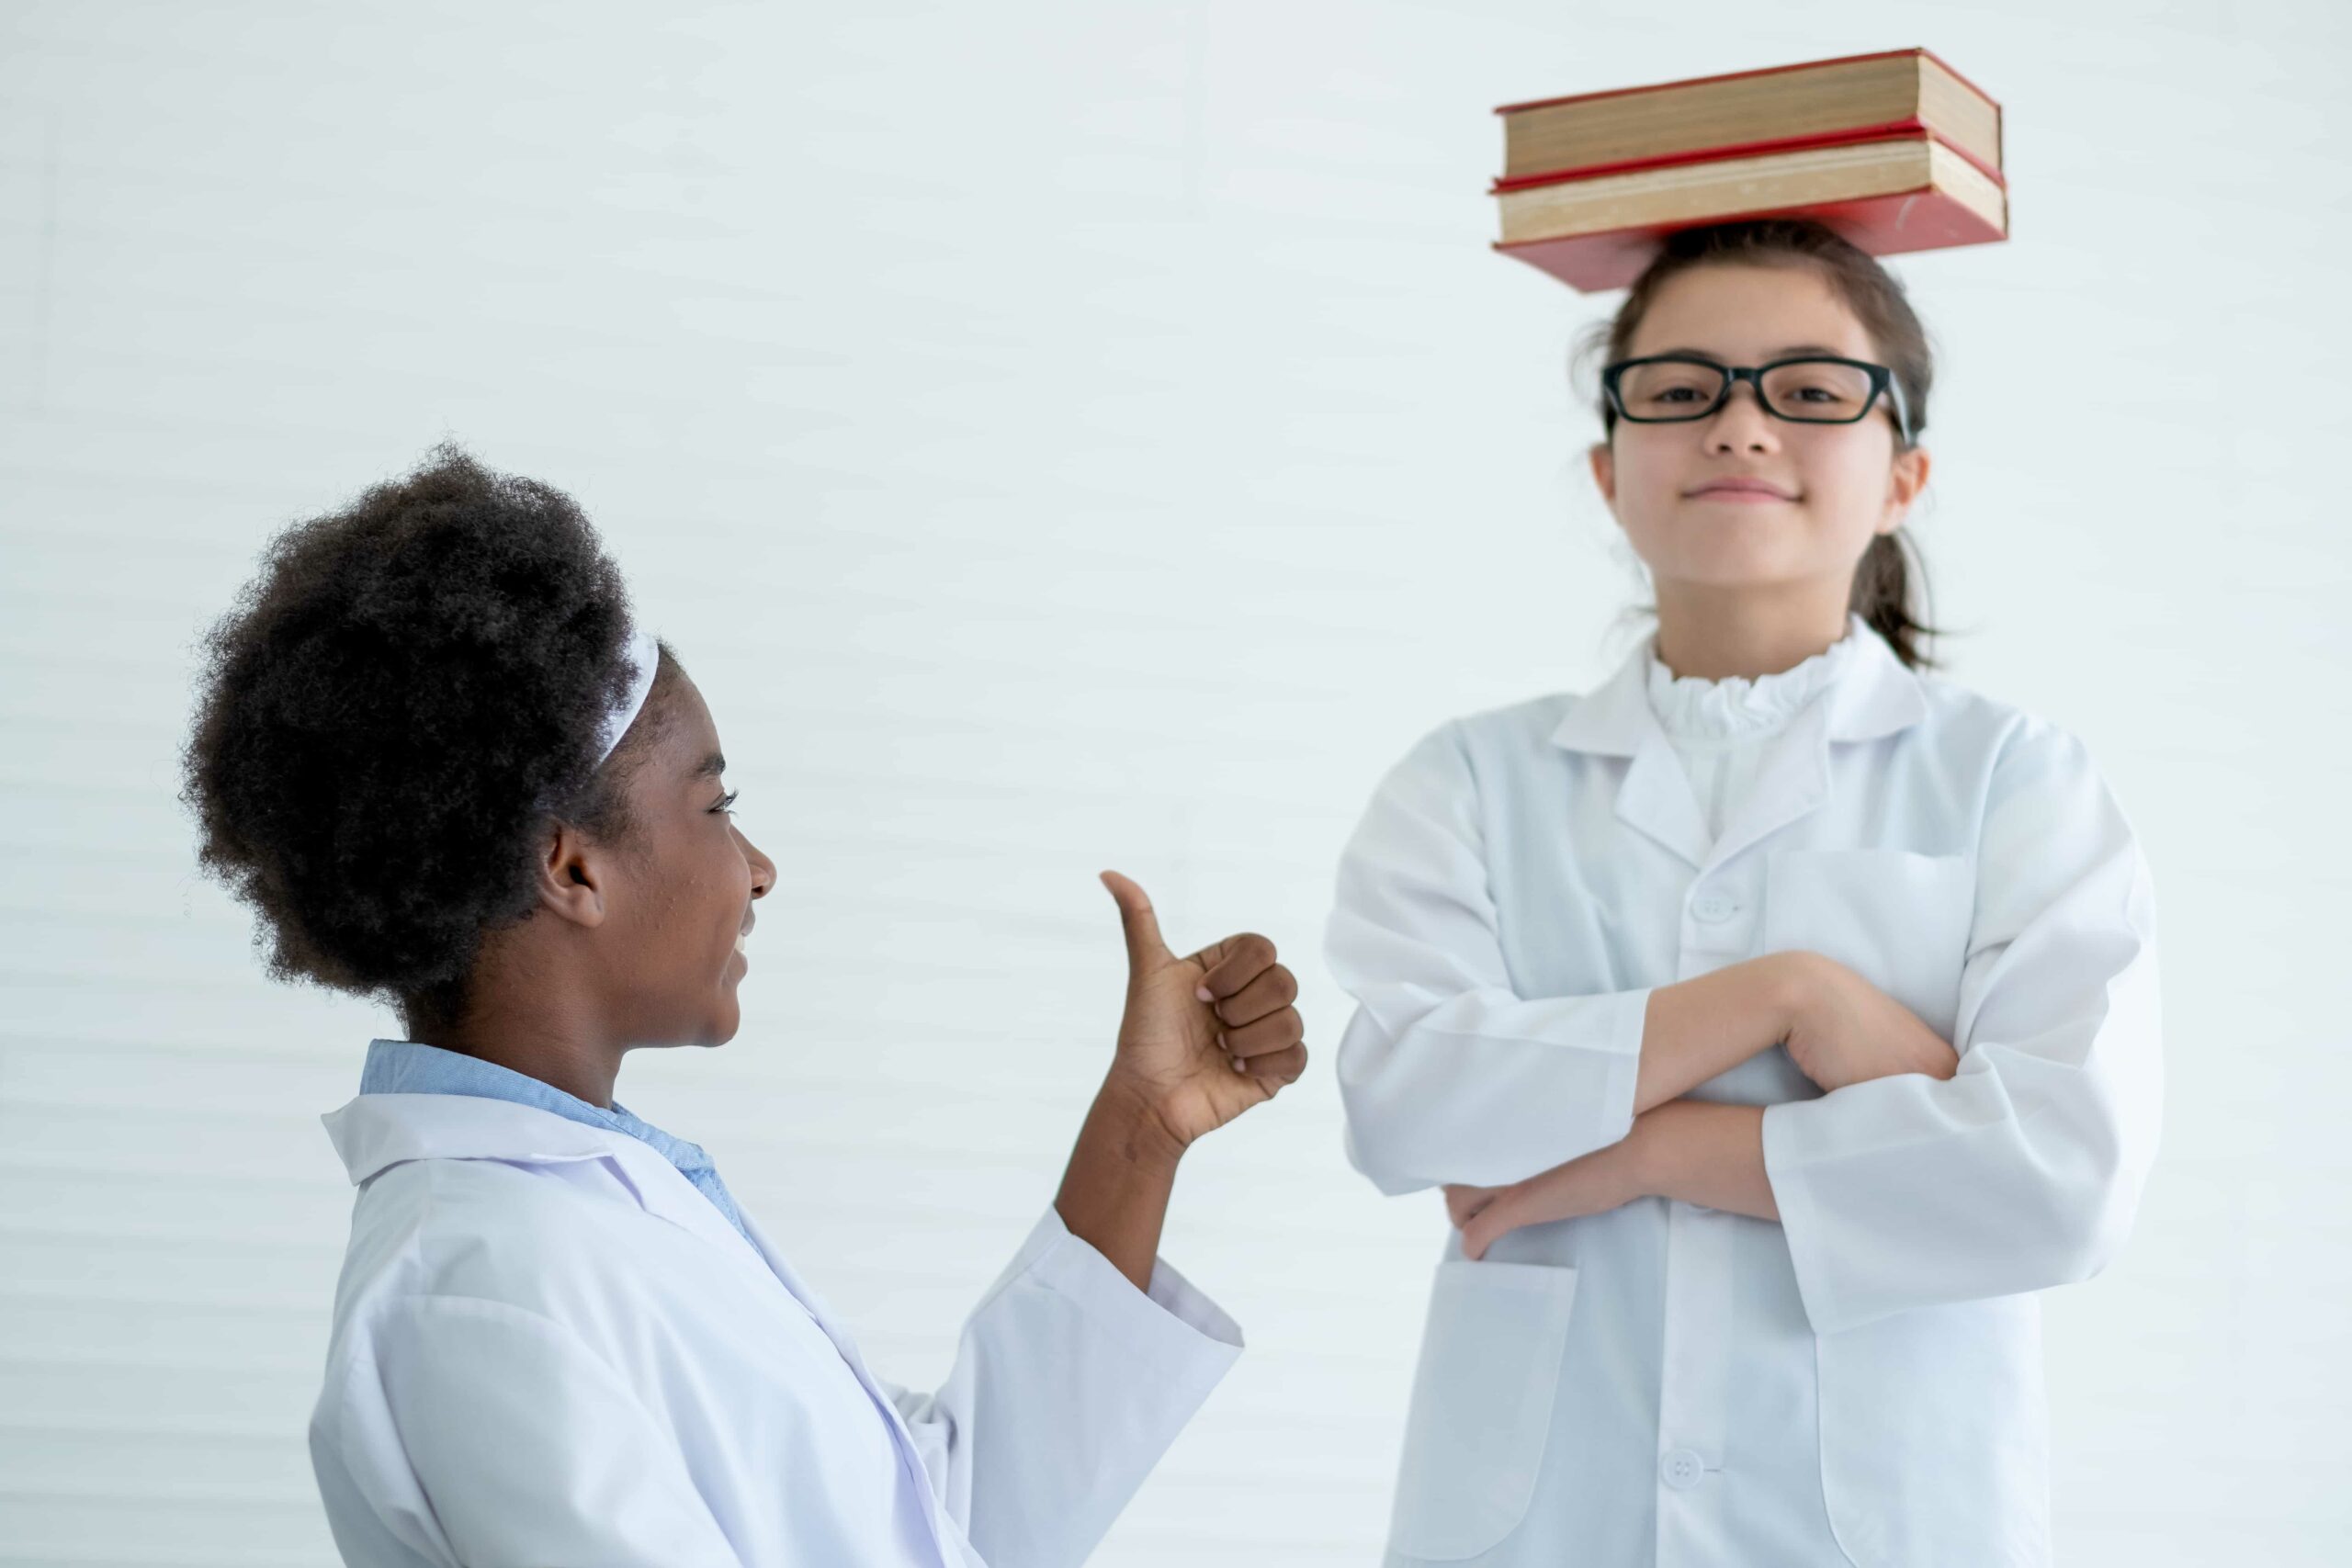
[{"left": 1493, "top": 125, "right": 2006, "bottom": 195}]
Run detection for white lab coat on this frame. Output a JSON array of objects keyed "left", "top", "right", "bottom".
[
  {"left": 309, "top": 1092, "right": 1243, "bottom": 1568},
  {"left": 1327, "top": 622, "right": 2161, "bottom": 1568}
]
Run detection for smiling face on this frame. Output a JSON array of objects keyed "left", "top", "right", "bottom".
[
  {"left": 597, "top": 672, "right": 775, "bottom": 1048},
  {"left": 1589, "top": 260, "right": 1929, "bottom": 602}
]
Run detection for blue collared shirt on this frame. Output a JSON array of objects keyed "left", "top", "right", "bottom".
[{"left": 358, "top": 1038, "right": 755, "bottom": 1247}]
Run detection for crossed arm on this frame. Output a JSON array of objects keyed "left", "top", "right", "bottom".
[
  {"left": 1340, "top": 724, "right": 2159, "bottom": 1313},
  {"left": 1445, "top": 950, "right": 1958, "bottom": 1258}
]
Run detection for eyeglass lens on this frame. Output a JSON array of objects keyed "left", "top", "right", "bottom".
[{"left": 1616, "top": 359, "right": 1878, "bottom": 423}]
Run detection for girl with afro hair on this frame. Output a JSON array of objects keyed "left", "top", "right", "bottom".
[{"left": 183, "top": 446, "right": 1307, "bottom": 1568}]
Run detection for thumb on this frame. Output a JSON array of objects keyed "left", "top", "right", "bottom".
[{"left": 1100, "top": 870, "right": 1173, "bottom": 973}]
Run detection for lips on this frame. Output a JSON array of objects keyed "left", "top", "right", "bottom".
[{"left": 1685, "top": 478, "right": 1796, "bottom": 500}]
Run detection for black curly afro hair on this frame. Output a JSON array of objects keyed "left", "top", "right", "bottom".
[{"left": 181, "top": 444, "right": 672, "bottom": 1028}]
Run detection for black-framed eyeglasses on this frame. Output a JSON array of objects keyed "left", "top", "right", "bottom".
[{"left": 1601, "top": 355, "right": 1913, "bottom": 445}]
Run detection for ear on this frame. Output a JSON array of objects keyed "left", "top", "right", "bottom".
[
  {"left": 1587, "top": 439, "right": 1616, "bottom": 507},
  {"left": 532, "top": 820, "right": 612, "bottom": 930},
  {"left": 1881, "top": 444, "right": 1931, "bottom": 535}
]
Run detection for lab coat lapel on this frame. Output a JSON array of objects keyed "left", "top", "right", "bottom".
[
  {"left": 736, "top": 1210, "right": 876, "bottom": 1382},
  {"left": 1702, "top": 623, "right": 1929, "bottom": 869},
  {"left": 596, "top": 1140, "right": 782, "bottom": 1274},
  {"left": 1618, "top": 730, "right": 1715, "bottom": 871},
  {"left": 738, "top": 1209, "right": 963, "bottom": 1564},
  {"left": 1549, "top": 619, "right": 1929, "bottom": 874},
  {"left": 1549, "top": 642, "right": 1713, "bottom": 870},
  {"left": 1702, "top": 697, "right": 1833, "bottom": 871}
]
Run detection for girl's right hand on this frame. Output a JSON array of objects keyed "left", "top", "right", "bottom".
[{"left": 1778, "top": 951, "right": 1959, "bottom": 1092}]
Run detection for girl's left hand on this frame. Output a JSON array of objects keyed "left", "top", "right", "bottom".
[{"left": 1445, "top": 1136, "right": 1646, "bottom": 1261}]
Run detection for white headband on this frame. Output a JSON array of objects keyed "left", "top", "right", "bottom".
[{"left": 593, "top": 627, "right": 661, "bottom": 769}]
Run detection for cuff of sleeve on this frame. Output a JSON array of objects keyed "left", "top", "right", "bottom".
[
  {"left": 1022, "top": 1204, "right": 1246, "bottom": 1367},
  {"left": 1760, "top": 1100, "right": 1852, "bottom": 1336},
  {"left": 1596, "top": 986, "right": 1653, "bottom": 1147}
]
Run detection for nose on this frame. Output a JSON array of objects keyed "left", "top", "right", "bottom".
[
  {"left": 738, "top": 827, "right": 776, "bottom": 900},
  {"left": 1705, "top": 380, "right": 1780, "bottom": 454}
]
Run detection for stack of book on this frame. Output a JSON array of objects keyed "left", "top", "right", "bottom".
[{"left": 1491, "top": 49, "right": 2007, "bottom": 292}]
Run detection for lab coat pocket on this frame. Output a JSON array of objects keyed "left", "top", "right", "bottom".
[
  {"left": 1386, "top": 1258, "right": 1579, "bottom": 1562},
  {"left": 1814, "top": 1297, "right": 2048, "bottom": 1567},
  {"left": 1764, "top": 849, "right": 1974, "bottom": 1044}
]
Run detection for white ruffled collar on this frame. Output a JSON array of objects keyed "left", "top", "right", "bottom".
[{"left": 1644, "top": 614, "right": 1866, "bottom": 743}]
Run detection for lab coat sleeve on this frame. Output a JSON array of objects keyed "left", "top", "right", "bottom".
[
  {"left": 313, "top": 1294, "right": 742, "bottom": 1568},
  {"left": 882, "top": 1204, "right": 1243, "bottom": 1568},
  {"left": 1762, "top": 723, "right": 2164, "bottom": 1335},
  {"left": 1327, "top": 720, "right": 1653, "bottom": 1195}
]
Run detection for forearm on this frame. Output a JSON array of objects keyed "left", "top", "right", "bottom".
[
  {"left": 1631, "top": 1100, "right": 1780, "bottom": 1223},
  {"left": 1631, "top": 955, "right": 1803, "bottom": 1116},
  {"left": 1053, "top": 1078, "right": 1186, "bottom": 1292}
]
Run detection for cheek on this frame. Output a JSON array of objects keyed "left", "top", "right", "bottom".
[
  {"left": 1608, "top": 437, "right": 1679, "bottom": 506},
  {"left": 1794, "top": 453, "right": 1898, "bottom": 544},
  {"left": 1603, "top": 441, "right": 1687, "bottom": 540},
  {"left": 707, "top": 864, "right": 742, "bottom": 934},
  {"left": 713, "top": 849, "right": 753, "bottom": 943},
  {"left": 648, "top": 852, "right": 749, "bottom": 962}
]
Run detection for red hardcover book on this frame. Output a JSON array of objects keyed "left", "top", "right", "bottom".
[{"left": 1492, "top": 130, "right": 2007, "bottom": 294}]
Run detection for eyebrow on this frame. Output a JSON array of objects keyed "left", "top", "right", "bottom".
[
  {"left": 690, "top": 751, "right": 726, "bottom": 781},
  {"left": 1647, "top": 344, "right": 1849, "bottom": 362}
]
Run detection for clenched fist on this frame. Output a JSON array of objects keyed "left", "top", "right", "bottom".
[
  {"left": 1781, "top": 951, "right": 1959, "bottom": 1092},
  {"left": 1099, "top": 870, "right": 1308, "bottom": 1150}
]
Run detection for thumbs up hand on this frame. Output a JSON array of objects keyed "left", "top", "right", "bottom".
[{"left": 1098, "top": 870, "right": 1307, "bottom": 1152}]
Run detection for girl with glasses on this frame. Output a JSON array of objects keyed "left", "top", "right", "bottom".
[{"left": 1326, "top": 218, "right": 2161, "bottom": 1568}]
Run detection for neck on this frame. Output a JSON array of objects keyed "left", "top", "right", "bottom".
[
  {"left": 404, "top": 957, "right": 627, "bottom": 1108},
  {"left": 1650, "top": 578, "right": 1852, "bottom": 682}
]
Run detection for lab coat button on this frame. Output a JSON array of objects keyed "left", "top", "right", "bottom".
[
  {"left": 1690, "top": 894, "right": 1737, "bottom": 924},
  {"left": 1660, "top": 1447, "right": 1706, "bottom": 1490}
]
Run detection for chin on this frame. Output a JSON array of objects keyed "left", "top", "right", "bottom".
[
  {"left": 1668, "top": 532, "right": 1830, "bottom": 581},
  {"left": 1665, "top": 558, "right": 1807, "bottom": 592},
  {"left": 1639, "top": 527, "right": 1792, "bottom": 575}
]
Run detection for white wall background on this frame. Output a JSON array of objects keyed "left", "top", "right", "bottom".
[{"left": 2, "top": 1, "right": 2346, "bottom": 1562}]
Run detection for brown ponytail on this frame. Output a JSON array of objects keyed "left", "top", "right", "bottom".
[{"left": 1574, "top": 218, "right": 1941, "bottom": 670}]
